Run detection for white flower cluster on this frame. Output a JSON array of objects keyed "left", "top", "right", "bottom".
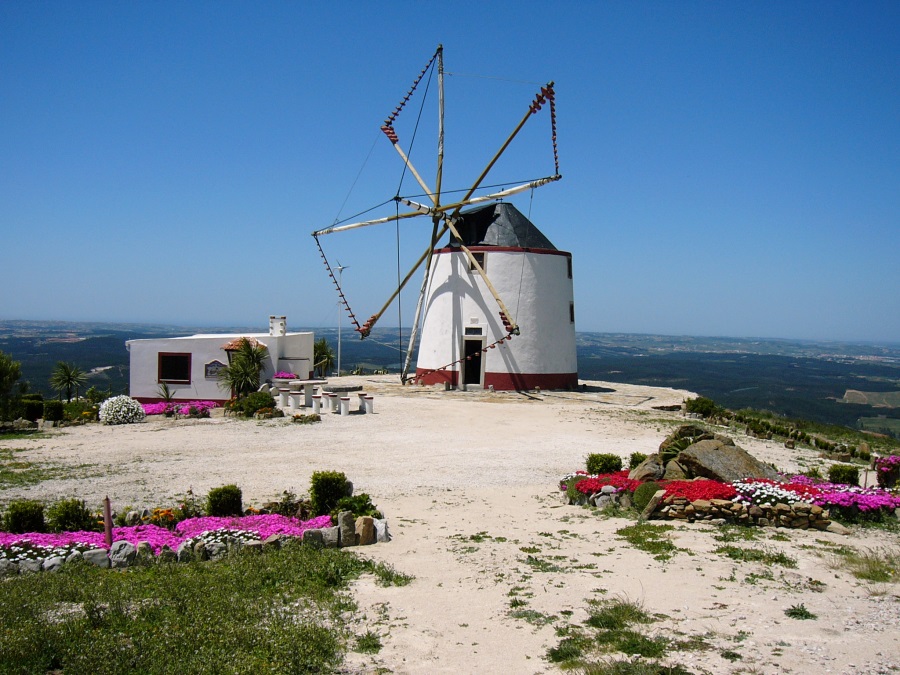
[
  {"left": 732, "top": 480, "right": 802, "bottom": 507},
  {"left": 1, "top": 541, "right": 97, "bottom": 563},
  {"left": 185, "top": 528, "right": 259, "bottom": 549},
  {"left": 99, "top": 395, "right": 146, "bottom": 425}
]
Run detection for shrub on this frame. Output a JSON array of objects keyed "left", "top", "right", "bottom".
[
  {"left": 230, "top": 391, "right": 277, "bottom": 417},
  {"left": 684, "top": 396, "right": 721, "bottom": 418},
  {"left": 310, "top": 471, "right": 352, "bottom": 516},
  {"left": 99, "top": 395, "right": 146, "bottom": 425},
  {"left": 206, "top": 484, "right": 243, "bottom": 517},
  {"left": 629, "top": 452, "right": 647, "bottom": 470},
  {"left": 565, "top": 476, "right": 589, "bottom": 503},
  {"left": 632, "top": 481, "right": 662, "bottom": 513},
  {"left": 828, "top": 464, "right": 859, "bottom": 487},
  {"left": 3, "top": 499, "right": 46, "bottom": 533},
  {"left": 64, "top": 399, "right": 99, "bottom": 422},
  {"left": 332, "top": 493, "right": 382, "bottom": 519},
  {"left": 586, "top": 453, "right": 622, "bottom": 475},
  {"left": 43, "top": 400, "right": 64, "bottom": 422},
  {"left": 47, "top": 497, "right": 98, "bottom": 533},
  {"left": 22, "top": 399, "right": 44, "bottom": 422}
]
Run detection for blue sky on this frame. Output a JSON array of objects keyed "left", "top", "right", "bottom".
[{"left": 2, "top": 2, "right": 898, "bottom": 343}]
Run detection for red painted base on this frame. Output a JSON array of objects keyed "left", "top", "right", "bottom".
[{"left": 414, "top": 369, "right": 578, "bottom": 391}]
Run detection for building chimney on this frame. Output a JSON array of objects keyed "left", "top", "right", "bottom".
[{"left": 269, "top": 315, "right": 286, "bottom": 336}]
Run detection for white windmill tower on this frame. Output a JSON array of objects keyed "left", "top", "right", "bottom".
[{"left": 312, "top": 45, "right": 577, "bottom": 391}]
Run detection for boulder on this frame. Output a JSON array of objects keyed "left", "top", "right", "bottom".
[
  {"left": 42, "top": 556, "right": 66, "bottom": 573},
  {"left": 157, "top": 546, "right": 177, "bottom": 563},
  {"left": 206, "top": 541, "right": 228, "bottom": 560},
  {"left": 640, "top": 489, "right": 667, "bottom": 520},
  {"left": 628, "top": 454, "right": 665, "bottom": 482},
  {"left": 677, "top": 439, "right": 781, "bottom": 483},
  {"left": 338, "top": 512, "right": 358, "bottom": 547},
  {"left": 65, "top": 550, "right": 83, "bottom": 565},
  {"left": 0, "top": 559, "right": 18, "bottom": 577},
  {"left": 659, "top": 425, "right": 710, "bottom": 452},
  {"left": 83, "top": 549, "right": 110, "bottom": 568},
  {"left": 302, "top": 528, "right": 325, "bottom": 547},
  {"left": 192, "top": 541, "right": 209, "bottom": 561},
  {"left": 373, "top": 519, "right": 391, "bottom": 543},
  {"left": 261, "top": 534, "right": 283, "bottom": 551},
  {"left": 18, "top": 559, "right": 43, "bottom": 574},
  {"left": 136, "top": 542, "right": 154, "bottom": 562},
  {"left": 356, "top": 516, "right": 376, "bottom": 546},
  {"left": 176, "top": 541, "right": 195, "bottom": 563},
  {"left": 109, "top": 541, "right": 137, "bottom": 568},
  {"left": 663, "top": 459, "right": 689, "bottom": 480},
  {"left": 322, "top": 526, "right": 340, "bottom": 548}
]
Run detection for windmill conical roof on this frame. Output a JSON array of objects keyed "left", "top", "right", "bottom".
[{"left": 454, "top": 202, "right": 556, "bottom": 250}]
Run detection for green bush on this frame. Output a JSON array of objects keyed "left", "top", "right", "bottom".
[
  {"left": 206, "top": 484, "right": 243, "bottom": 517},
  {"left": 629, "top": 452, "right": 648, "bottom": 470},
  {"left": 64, "top": 399, "right": 99, "bottom": 422},
  {"left": 47, "top": 498, "right": 98, "bottom": 533},
  {"left": 632, "top": 482, "right": 662, "bottom": 513},
  {"left": 22, "top": 399, "right": 44, "bottom": 422},
  {"left": 586, "top": 453, "right": 622, "bottom": 475},
  {"left": 230, "top": 391, "right": 277, "bottom": 417},
  {"left": 43, "top": 400, "right": 64, "bottom": 422},
  {"left": 684, "top": 396, "right": 721, "bottom": 418},
  {"left": 309, "top": 471, "right": 352, "bottom": 516},
  {"left": 828, "top": 464, "right": 859, "bottom": 487},
  {"left": 331, "top": 493, "right": 381, "bottom": 519},
  {"left": 3, "top": 499, "right": 46, "bottom": 533},
  {"left": 565, "top": 476, "right": 589, "bottom": 502}
]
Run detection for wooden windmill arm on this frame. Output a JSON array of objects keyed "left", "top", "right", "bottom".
[{"left": 311, "top": 208, "right": 425, "bottom": 237}]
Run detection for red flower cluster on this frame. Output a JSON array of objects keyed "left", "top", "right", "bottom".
[
  {"left": 663, "top": 480, "right": 737, "bottom": 501},
  {"left": 575, "top": 471, "right": 642, "bottom": 495}
]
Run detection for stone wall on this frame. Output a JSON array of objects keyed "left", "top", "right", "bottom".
[{"left": 655, "top": 496, "right": 831, "bottom": 530}]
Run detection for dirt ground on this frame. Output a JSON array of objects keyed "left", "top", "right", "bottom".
[{"left": 2, "top": 376, "right": 898, "bottom": 674}]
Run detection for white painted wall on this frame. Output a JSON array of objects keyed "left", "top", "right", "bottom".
[
  {"left": 126, "top": 331, "right": 314, "bottom": 401},
  {"left": 416, "top": 248, "right": 576, "bottom": 381}
]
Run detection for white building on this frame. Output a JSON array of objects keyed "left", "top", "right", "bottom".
[
  {"left": 126, "top": 316, "right": 314, "bottom": 403},
  {"left": 414, "top": 203, "right": 577, "bottom": 390}
]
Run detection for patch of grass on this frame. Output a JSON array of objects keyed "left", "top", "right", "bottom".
[
  {"left": 371, "top": 561, "right": 414, "bottom": 587},
  {"left": 585, "top": 598, "right": 653, "bottom": 630},
  {"left": 354, "top": 630, "right": 382, "bottom": 653},
  {"left": 720, "top": 649, "right": 742, "bottom": 661},
  {"left": 576, "top": 661, "right": 695, "bottom": 675},
  {"left": 595, "top": 629, "right": 668, "bottom": 658},
  {"left": 784, "top": 603, "right": 817, "bottom": 620},
  {"left": 832, "top": 547, "right": 899, "bottom": 583},
  {"left": 0, "top": 448, "right": 98, "bottom": 491},
  {"left": 0, "top": 541, "right": 392, "bottom": 673},
  {"left": 615, "top": 523, "right": 686, "bottom": 561},
  {"left": 714, "top": 545, "right": 797, "bottom": 568},
  {"left": 713, "top": 525, "right": 762, "bottom": 543},
  {"left": 523, "top": 554, "right": 563, "bottom": 573},
  {"left": 509, "top": 608, "right": 555, "bottom": 626}
]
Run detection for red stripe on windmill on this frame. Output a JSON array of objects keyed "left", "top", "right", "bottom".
[{"left": 312, "top": 45, "right": 577, "bottom": 391}]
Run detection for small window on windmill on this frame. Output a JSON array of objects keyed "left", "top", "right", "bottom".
[
  {"left": 469, "top": 252, "right": 485, "bottom": 273},
  {"left": 465, "top": 327, "right": 483, "bottom": 336},
  {"left": 567, "top": 255, "right": 573, "bottom": 279},
  {"left": 569, "top": 302, "right": 575, "bottom": 323}
]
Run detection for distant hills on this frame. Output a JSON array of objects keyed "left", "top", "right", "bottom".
[{"left": 2, "top": 320, "right": 898, "bottom": 437}]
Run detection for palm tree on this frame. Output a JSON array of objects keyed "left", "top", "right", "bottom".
[
  {"left": 313, "top": 338, "right": 335, "bottom": 378},
  {"left": 219, "top": 339, "right": 269, "bottom": 398},
  {"left": 50, "top": 362, "right": 88, "bottom": 402}
]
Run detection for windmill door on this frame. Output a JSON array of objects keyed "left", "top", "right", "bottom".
[{"left": 462, "top": 337, "right": 484, "bottom": 387}]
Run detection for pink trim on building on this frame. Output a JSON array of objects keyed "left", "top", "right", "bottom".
[{"left": 414, "top": 368, "right": 577, "bottom": 391}]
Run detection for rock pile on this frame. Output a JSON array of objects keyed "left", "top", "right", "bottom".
[{"left": 654, "top": 493, "right": 834, "bottom": 530}]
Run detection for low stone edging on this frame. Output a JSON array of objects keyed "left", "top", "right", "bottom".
[
  {"left": 655, "top": 495, "right": 832, "bottom": 530},
  {"left": 0, "top": 512, "right": 390, "bottom": 577}
]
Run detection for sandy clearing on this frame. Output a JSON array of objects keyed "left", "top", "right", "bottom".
[{"left": 2, "top": 376, "right": 898, "bottom": 674}]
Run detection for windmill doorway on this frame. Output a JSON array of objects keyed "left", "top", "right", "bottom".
[{"left": 462, "top": 337, "right": 484, "bottom": 388}]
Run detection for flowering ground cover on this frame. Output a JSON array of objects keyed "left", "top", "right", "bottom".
[
  {"left": 141, "top": 400, "right": 219, "bottom": 416},
  {"left": 562, "top": 469, "right": 900, "bottom": 521},
  {"left": 0, "top": 513, "right": 333, "bottom": 562}
]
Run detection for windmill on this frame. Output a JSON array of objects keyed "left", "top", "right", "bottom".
[{"left": 312, "top": 45, "right": 577, "bottom": 390}]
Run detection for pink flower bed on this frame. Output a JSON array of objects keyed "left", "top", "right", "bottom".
[
  {"left": 142, "top": 401, "right": 219, "bottom": 416},
  {"left": 0, "top": 514, "right": 333, "bottom": 556}
]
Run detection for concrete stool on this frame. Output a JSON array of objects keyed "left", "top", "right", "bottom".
[
  {"left": 339, "top": 397, "right": 350, "bottom": 417},
  {"left": 357, "top": 392, "right": 367, "bottom": 413},
  {"left": 325, "top": 393, "right": 337, "bottom": 413},
  {"left": 311, "top": 395, "right": 321, "bottom": 414},
  {"left": 277, "top": 389, "right": 290, "bottom": 408},
  {"left": 364, "top": 396, "right": 374, "bottom": 414},
  {"left": 288, "top": 392, "right": 303, "bottom": 411}
]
